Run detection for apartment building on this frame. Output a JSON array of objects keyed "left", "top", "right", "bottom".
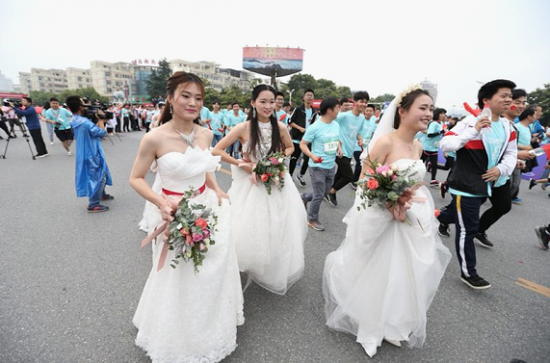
[
  {"left": 169, "top": 59, "right": 253, "bottom": 92},
  {"left": 90, "top": 60, "right": 134, "bottom": 97},
  {"left": 0, "top": 71, "right": 14, "bottom": 92},
  {"left": 66, "top": 67, "right": 93, "bottom": 90},
  {"left": 19, "top": 68, "right": 69, "bottom": 94}
]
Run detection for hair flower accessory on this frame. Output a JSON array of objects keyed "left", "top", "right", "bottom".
[{"left": 395, "top": 84, "right": 423, "bottom": 107}]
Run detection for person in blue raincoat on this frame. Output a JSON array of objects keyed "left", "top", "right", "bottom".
[{"left": 66, "top": 96, "right": 113, "bottom": 213}]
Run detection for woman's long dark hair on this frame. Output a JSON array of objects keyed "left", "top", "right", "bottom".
[
  {"left": 247, "top": 84, "right": 283, "bottom": 159},
  {"left": 159, "top": 71, "right": 204, "bottom": 126}
]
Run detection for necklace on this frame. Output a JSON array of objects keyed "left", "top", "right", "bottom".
[
  {"left": 173, "top": 125, "right": 195, "bottom": 147},
  {"left": 395, "top": 133, "right": 414, "bottom": 151}
]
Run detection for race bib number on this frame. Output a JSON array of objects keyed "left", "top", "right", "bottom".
[{"left": 324, "top": 140, "right": 338, "bottom": 153}]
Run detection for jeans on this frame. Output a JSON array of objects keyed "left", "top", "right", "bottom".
[
  {"left": 212, "top": 134, "right": 223, "bottom": 147},
  {"left": 303, "top": 166, "right": 335, "bottom": 221},
  {"left": 332, "top": 156, "right": 354, "bottom": 191},
  {"left": 226, "top": 140, "right": 241, "bottom": 159},
  {"left": 46, "top": 122, "right": 54, "bottom": 143},
  {"left": 89, "top": 172, "right": 108, "bottom": 207}
]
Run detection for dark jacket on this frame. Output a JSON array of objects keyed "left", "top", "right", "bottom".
[
  {"left": 440, "top": 115, "right": 517, "bottom": 195},
  {"left": 13, "top": 105, "right": 40, "bottom": 130},
  {"left": 289, "top": 105, "right": 318, "bottom": 141}
]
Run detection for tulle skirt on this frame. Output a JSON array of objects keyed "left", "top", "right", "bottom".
[
  {"left": 228, "top": 165, "right": 307, "bottom": 295},
  {"left": 323, "top": 186, "right": 451, "bottom": 357},
  {"left": 134, "top": 189, "right": 244, "bottom": 363}
]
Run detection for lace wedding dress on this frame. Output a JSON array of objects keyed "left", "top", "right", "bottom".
[{"left": 228, "top": 121, "right": 307, "bottom": 295}]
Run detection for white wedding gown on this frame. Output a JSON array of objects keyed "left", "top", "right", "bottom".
[
  {"left": 134, "top": 147, "right": 244, "bottom": 363},
  {"left": 228, "top": 121, "right": 307, "bottom": 295},
  {"left": 323, "top": 159, "right": 451, "bottom": 357}
]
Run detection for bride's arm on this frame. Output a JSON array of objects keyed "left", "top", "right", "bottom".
[
  {"left": 129, "top": 133, "right": 173, "bottom": 219},
  {"left": 205, "top": 172, "right": 229, "bottom": 205},
  {"left": 359, "top": 136, "right": 391, "bottom": 179},
  {"left": 212, "top": 123, "right": 245, "bottom": 166}
]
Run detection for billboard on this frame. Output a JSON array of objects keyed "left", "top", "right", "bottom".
[{"left": 243, "top": 47, "right": 303, "bottom": 77}]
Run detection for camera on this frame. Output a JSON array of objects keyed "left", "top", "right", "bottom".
[
  {"left": 83, "top": 100, "right": 113, "bottom": 122},
  {"left": 3, "top": 98, "right": 22, "bottom": 108}
]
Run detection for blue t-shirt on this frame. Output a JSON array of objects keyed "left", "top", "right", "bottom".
[
  {"left": 335, "top": 111, "right": 366, "bottom": 158},
  {"left": 515, "top": 122, "right": 531, "bottom": 147},
  {"left": 44, "top": 107, "right": 73, "bottom": 130},
  {"left": 303, "top": 120, "right": 340, "bottom": 169},
  {"left": 422, "top": 121, "right": 443, "bottom": 152},
  {"left": 276, "top": 109, "right": 288, "bottom": 125},
  {"left": 355, "top": 116, "right": 377, "bottom": 151},
  {"left": 483, "top": 119, "right": 506, "bottom": 192},
  {"left": 121, "top": 108, "right": 129, "bottom": 118},
  {"left": 200, "top": 107, "right": 211, "bottom": 123},
  {"left": 209, "top": 111, "right": 225, "bottom": 136},
  {"left": 226, "top": 113, "right": 246, "bottom": 129}
]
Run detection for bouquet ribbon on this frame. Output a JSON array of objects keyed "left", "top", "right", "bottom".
[{"left": 140, "top": 184, "right": 206, "bottom": 271}]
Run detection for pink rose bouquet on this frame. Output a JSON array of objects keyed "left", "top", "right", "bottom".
[
  {"left": 253, "top": 151, "right": 289, "bottom": 195},
  {"left": 356, "top": 158, "right": 419, "bottom": 221}
]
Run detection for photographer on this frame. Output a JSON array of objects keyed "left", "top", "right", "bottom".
[
  {"left": 11, "top": 97, "right": 48, "bottom": 157},
  {"left": 43, "top": 97, "right": 74, "bottom": 155},
  {"left": 0, "top": 108, "right": 10, "bottom": 139},
  {"left": 67, "top": 95, "right": 113, "bottom": 213}
]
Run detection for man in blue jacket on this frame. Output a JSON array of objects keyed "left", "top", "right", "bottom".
[
  {"left": 67, "top": 96, "right": 113, "bottom": 213},
  {"left": 11, "top": 97, "right": 48, "bottom": 157}
]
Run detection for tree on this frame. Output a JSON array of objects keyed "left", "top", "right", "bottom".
[
  {"left": 287, "top": 74, "right": 317, "bottom": 102},
  {"left": 527, "top": 84, "right": 550, "bottom": 126},
  {"left": 370, "top": 93, "right": 396, "bottom": 105},
  {"left": 29, "top": 87, "right": 109, "bottom": 106},
  {"left": 146, "top": 58, "right": 172, "bottom": 101}
]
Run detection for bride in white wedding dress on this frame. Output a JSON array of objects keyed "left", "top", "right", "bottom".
[
  {"left": 323, "top": 86, "right": 451, "bottom": 358},
  {"left": 129, "top": 72, "right": 243, "bottom": 363}
]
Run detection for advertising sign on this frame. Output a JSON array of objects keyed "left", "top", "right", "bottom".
[{"left": 243, "top": 47, "right": 303, "bottom": 77}]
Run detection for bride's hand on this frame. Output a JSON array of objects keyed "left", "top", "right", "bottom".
[
  {"left": 159, "top": 196, "right": 176, "bottom": 223},
  {"left": 386, "top": 201, "right": 411, "bottom": 222},
  {"left": 216, "top": 189, "right": 230, "bottom": 206},
  {"left": 237, "top": 159, "right": 255, "bottom": 174}
]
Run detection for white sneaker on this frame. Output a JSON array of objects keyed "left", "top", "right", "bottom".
[
  {"left": 50, "top": 142, "right": 54, "bottom": 145},
  {"left": 67, "top": 151, "right": 72, "bottom": 156},
  {"left": 384, "top": 338, "right": 402, "bottom": 347}
]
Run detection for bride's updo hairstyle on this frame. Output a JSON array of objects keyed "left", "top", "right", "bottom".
[
  {"left": 247, "top": 84, "right": 283, "bottom": 159},
  {"left": 159, "top": 71, "right": 205, "bottom": 125},
  {"left": 393, "top": 88, "right": 431, "bottom": 129}
]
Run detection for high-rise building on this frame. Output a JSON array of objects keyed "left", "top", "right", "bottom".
[
  {"left": 132, "top": 59, "right": 159, "bottom": 103},
  {"left": 0, "top": 71, "right": 14, "bottom": 92},
  {"left": 420, "top": 79, "right": 438, "bottom": 105},
  {"left": 90, "top": 61, "right": 133, "bottom": 98},
  {"left": 17, "top": 68, "right": 70, "bottom": 94},
  {"left": 66, "top": 68, "right": 93, "bottom": 90},
  {"left": 18, "top": 72, "right": 32, "bottom": 94}
]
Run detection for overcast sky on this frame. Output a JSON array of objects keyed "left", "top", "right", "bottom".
[{"left": 2, "top": 0, "right": 549, "bottom": 111}]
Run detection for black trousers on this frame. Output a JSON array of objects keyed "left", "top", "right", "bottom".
[
  {"left": 422, "top": 150, "right": 439, "bottom": 181},
  {"left": 28, "top": 128, "right": 48, "bottom": 155},
  {"left": 0, "top": 120, "right": 9, "bottom": 137},
  {"left": 479, "top": 181, "right": 512, "bottom": 233},
  {"left": 332, "top": 156, "right": 354, "bottom": 191},
  {"left": 123, "top": 117, "right": 130, "bottom": 132},
  {"left": 353, "top": 150, "right": 362, "bottom": 182},
  {"left": 438, "top": 194, "right": 484, "bottom": 278}
]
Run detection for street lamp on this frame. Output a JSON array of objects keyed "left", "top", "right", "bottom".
[{"left": 287, "top": 89, "right": 295, "bottom": 105}]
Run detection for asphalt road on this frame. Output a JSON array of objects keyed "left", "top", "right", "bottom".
[{"left": 1, "top": 129, "right": 549, "bottom": 363}]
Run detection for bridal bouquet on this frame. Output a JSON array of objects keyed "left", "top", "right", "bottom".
[
  {"left": 166, "top": 188, "right": 218, "bottom": 272},
  {"left": 253, "top": 151, "right": 288, "bottom": 195},
  {"left": 356, "top": 159, "right": 419, "bottom": 221}
]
